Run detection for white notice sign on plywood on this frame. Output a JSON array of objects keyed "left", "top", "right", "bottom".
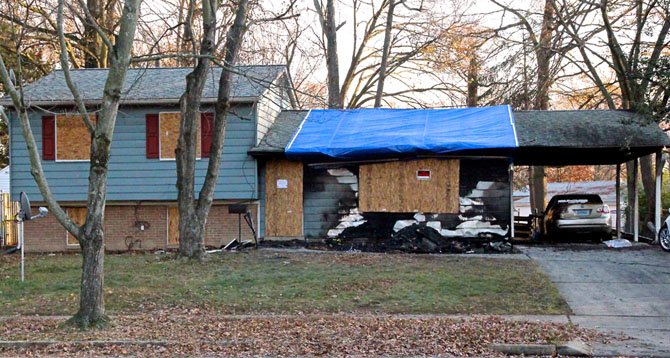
[{"left": 276, "top": 179, "right": 288, "bottom": 189}]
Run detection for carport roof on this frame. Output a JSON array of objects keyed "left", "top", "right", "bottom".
[
  {"left": 250, "top": 109, "right": 670, "bottom": 165},
  {"left": 512, "top": 110, "right": 670, "bottom": 165}
]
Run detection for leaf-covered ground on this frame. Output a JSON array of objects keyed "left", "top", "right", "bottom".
[
  {"left": 0, "top": 250, "right": 569, "bottom": 315},
  {"left": 0, "top": 313, "right": 605, "bottom": 357},
  {"left": 0, "top": 250, "right": 590, "bottom": 356}
]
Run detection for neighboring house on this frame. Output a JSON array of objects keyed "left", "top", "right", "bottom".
[
  {"left": 514, "top": 181, "right": 624, "bottom": 228},
  {"left": 0, "top": 166, "right": 9, "bottom": 193},
  {"left": 1, "top": 66, "right": 295, "bottom": 252}
]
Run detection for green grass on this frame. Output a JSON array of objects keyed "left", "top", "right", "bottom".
[{"left": 0, "top": 250, "right": 569, "bottom": 315}]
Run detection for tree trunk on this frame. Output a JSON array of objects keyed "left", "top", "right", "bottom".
[
  {"left": 529, "top": 166, "right": 547, "bottom": 213},
  {"left": 374, "top": 0, "right": 395, "bottom": 108},
  {"left": 625, "top": 161, "right": 635, "bottom": 232},
  {"left": 639, "top": 154, "right": 655, "bottom": 234},
  {"left": 176, "top": 0, "right": 249, "bottom": 259},
  {"left": 70, "top": 234, "right": 106, "bottom": 328},
  {"left": 527, "top": 0, "right": 554, "bottom": 215},
  {"left": 84, "top": 0, "right": 103, "bottom": 68},
  {"left": 175, "top": 78, "right": 206, "bottom": 258},
  {"left": 466, "top": 56, "right": 478, "bottom": 107},
  {"left": 323, "top": 0, "right": 342, "bottom": 108},
  {"left": 178, "top": 216, "right": 204, "bottom": 258}
]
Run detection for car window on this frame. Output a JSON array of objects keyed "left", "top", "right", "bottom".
[
  {"left": 556, "top": 199, "right": 590, "bottom": 204},
  {"left": 546, "top": 195, "right": 603, "bottom": 212}
]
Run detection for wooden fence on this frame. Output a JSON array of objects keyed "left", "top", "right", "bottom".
[{"left": 1, "top": 192, "right": 20, "bottom": 247}]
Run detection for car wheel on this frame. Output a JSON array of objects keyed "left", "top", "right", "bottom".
[{"left": 659, "top": 226, "right": 670, "bottom": 252}]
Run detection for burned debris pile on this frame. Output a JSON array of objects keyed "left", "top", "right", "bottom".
[{"left": 325, "top": 212, "right": 512, "bottom": 254}]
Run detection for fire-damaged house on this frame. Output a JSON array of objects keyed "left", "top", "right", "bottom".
[
  {"left": 250, "top": 108, "right": 670, "bottom": 253},
  {"left": 252, "top": 107, "right": 518, "bottom": 253},
  {"left": 4, "top": 66, "right": 669, "bottom": 253}
]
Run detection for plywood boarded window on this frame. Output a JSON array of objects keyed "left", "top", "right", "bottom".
[
  {"left": 159, "top": 112, "right": 200, "bottom": 160},
  {"left": 167, "top": 206, "right": 179, "bottom": 246},
  {"left": 66, "top": 207, "right": 87, "bottom": 246},
  {"left": 359, "top": 159, "right": 459, "bottom": 213},
  {"left": 264, "top": 160, "right": 303, "bottom": 237},
  {"left": 56, "top": 114, "right": 95, "bottom": 161}
]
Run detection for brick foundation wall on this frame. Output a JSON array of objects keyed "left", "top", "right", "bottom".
[
  {"left": 203, "top": 205, "right": 257, "bottom": 248},
  {"left": 22, "top": 203, "right": 258, "bottom": 253}
]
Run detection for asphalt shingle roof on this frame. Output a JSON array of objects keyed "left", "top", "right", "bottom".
[
  {"left": 514, "top": 110, "right": 670, "bottom": 148},
  {"left": 0, "top": 65, "right": 287, "bottom": 106},
  {"left": 250, "top": 110, "right": 308, "bottom": 153},
  {"left": 250, "top": 109, "right": 670, "bottom": 156}
]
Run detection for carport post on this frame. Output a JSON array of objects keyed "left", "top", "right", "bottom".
[
  {"left": 509, "top": 163, "right": 514, "bottom": 240},
  {"left": 633, "top": 159, "right": 639, "bottom": 242},
  {"left": 616, "top": 164, "right": 621, "bottom": 240},
  {"left": 654, "top": 150, "right": 663, "bottom": 242}
]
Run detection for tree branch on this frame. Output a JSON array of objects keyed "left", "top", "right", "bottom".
[
  {"left": 57, "top": 0, "right": 95, "bottom": 134},
  {"left": 0, "top": 54, "right": 81, "bottom": 238}
]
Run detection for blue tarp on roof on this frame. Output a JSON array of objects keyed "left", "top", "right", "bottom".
[{"left": 285, "top": 105, "right": 519, "bottom": 159}]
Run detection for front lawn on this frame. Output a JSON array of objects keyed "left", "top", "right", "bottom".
[{"left": 0, "top": 250, "right": 569, "bottom": 315}]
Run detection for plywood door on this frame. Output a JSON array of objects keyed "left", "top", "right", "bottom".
[
  {"left": 167, "top": 207, "right": 179, "bottom": 246},
  {"left": 265, "top": 160, "right": 303, "bottom": 237}
]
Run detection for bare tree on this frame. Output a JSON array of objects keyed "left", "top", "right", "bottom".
[
  {"left": 175, "top": 0, "right": 250, "bottom": 259},
  {"left": 314, "top": 0, "right": 342, "bottom": 108},
  {"left": 489, "top": 0, "right": 589, "bottom": 213},
  {"left": 0, "top": 0, "right": 141, "bottom": 328},
  {"left": 311, "top": 0, "right": 466, "bottom": 109},
  {"left": 554, "top": 0, "right": 670, "bottom": 233},
  {"left": 0, "top": 0, "right": 125, "bottom": 68},
  {"left": 374, "top": 0, "right": 397, "bottom": 108}
]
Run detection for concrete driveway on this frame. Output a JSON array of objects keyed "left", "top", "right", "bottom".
[{"left": 520, "top": 244, "right": 670, "bottom": 357}]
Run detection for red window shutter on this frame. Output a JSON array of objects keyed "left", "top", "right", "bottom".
[
  {"left": 146, "top": 113, "right": 159, "bottom": 159},
  {"left": 201, "top": 112, "right": 214, "bottom": 158},
  {"left": 42, "top": 115, "right": 55, "bottom": 160}
]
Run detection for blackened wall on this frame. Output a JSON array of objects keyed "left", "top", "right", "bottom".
[
  {"left": 303, "top": 167, "right": 358, "bottom": 238},
  {"left": 459, "top": 158, "right": 511, "bottom": 231}
]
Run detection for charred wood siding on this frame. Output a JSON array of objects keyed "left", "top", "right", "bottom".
[
  {"left": 303, "top": 167, "right": 358, "bottom": 238},
  {"left": 459, "top": 159, "right": 511, "bottom": 232},
  {"left": 321, "top": 158, "right": 512, "bottom": 244}
]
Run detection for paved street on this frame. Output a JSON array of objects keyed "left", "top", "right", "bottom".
[{"left": 520, "top": 244, "right": 670, "bottom": 357}]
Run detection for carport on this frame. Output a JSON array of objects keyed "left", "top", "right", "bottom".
[{"left": 511, "top": 110, "right": 670, "bottom": 242}]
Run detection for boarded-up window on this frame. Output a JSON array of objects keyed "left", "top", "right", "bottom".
[
  {"left": 159, "top": 112, "right": 200, "bottom": 159},
  {"left": 56, "top": 114, "right": 95, "bottom": 161},
  {"left": 167, "top": 206, "right": 179, "bottom": 246},
  {"left": 358, "top": 159, "right": 460, "bottom": 213},
  {"left": 66, "top": 207, "right": 87, "bottom": 246},
  {"left": 265, "top": 160, "right": 303, "bottom": 237}
]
